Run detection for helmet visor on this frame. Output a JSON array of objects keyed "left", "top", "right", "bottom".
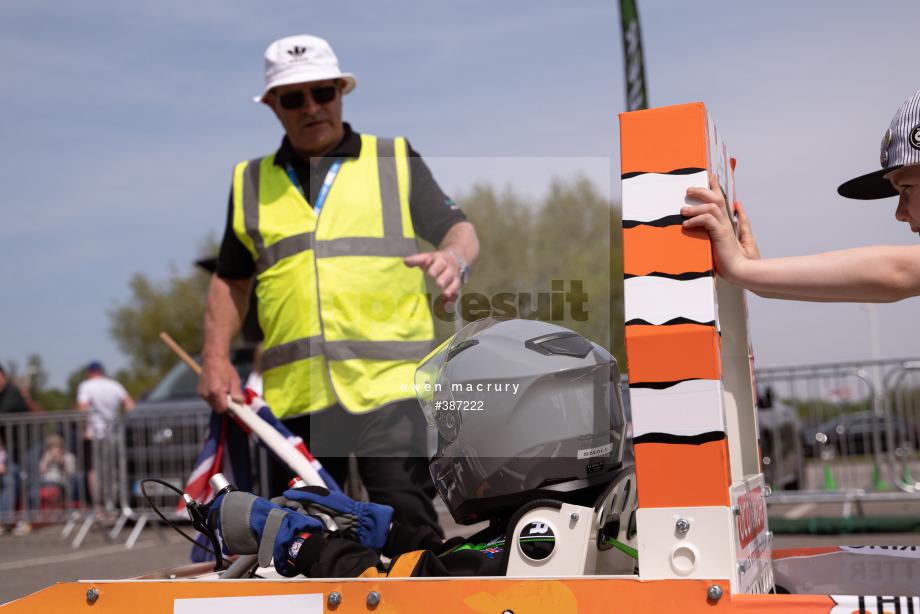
[
  {"left": 415, "top": 337, "right": 450, "bottom": 426},
  {"left": 415, "top": 318, "right": 511, "bottom": 426}
]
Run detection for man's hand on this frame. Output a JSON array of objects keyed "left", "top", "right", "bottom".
[
  {"left": 681, "top": 174, "right": 760, "bottom": 284},
  {"left": 197, "top": 357, "right": 244, "bottom": 414},
  {"left": 404, "top": 251, "right": 464, "bottom": 306},
  {"left": 198, "top": 274, "right": 252, "bottom": 413}
]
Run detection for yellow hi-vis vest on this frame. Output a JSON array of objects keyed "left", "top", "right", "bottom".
[{"left": 231, "top": 135, "right": 435, "bottom": 417}]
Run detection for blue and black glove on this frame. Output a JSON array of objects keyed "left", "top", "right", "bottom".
[
  {"left": 275, "top": 486, "right": 393, "bottom": 554},
  {"left": 208, "top": 491, "right": 324, "bottom": 577}
]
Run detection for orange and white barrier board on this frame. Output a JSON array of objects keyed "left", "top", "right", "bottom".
[{"left": 620, "top": 102, "right": 768, "bottom": 593}]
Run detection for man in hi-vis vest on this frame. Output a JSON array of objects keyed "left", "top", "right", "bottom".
[{"left": 198, "top": 34, "right": 479, "bottom": 535}]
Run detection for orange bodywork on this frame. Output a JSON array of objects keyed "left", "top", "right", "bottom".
[
  {"left": 634, "top": 439, "right": 732, "bottom": 508},
  {"left": 623, "top": 225, "right": 712, "bottom": 277},
  {"left": 620, "top": 102, "right": 709, "bottom": 175},
  {"left": 624, "top": 323, "right": 722, "bottom": 384},
  {"left": 0, "top": 577, "right": 842, "bottom": 614}
]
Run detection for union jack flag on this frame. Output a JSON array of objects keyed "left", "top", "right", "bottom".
[{"left": 179, "top": 389, "right": 340, "bottom": 562}]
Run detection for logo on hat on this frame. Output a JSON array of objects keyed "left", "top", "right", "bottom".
[
  {"left": 910, "top": 125, "right": 920, "bottom": 151},
  {"left": 287, "top": 46, "right": 308, "bottom": 58}
]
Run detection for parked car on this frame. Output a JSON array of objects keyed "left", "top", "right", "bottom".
[
  {"left": 620, "top": 380, "right": 804, "bottom": 491},
  {"left": 122, "top": 345, "right": 256, "bottom": 513},
  {"left": 810, "top": 410, "right": 920, "bottom": 456}
]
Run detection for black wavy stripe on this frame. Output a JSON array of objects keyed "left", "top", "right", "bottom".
[
  {"left": 623, "top": 270, "right": 713, "bottom": 281},
  {"left": 633, "top": 431, "right": 726, "bottom": 446},
  {"left": 627, "top": 378, "right": 719, "bottom": 390},
  {"left": 621, "top": 167, "right": 706, "bottom": 180},
  {"left": 625, "top": 317, "right": 717, "bottom": 327},
  {"left": 622, "top": 214, "right": 685, "bottom": 229}
]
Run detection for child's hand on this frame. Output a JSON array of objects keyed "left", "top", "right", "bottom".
[{"left": 681, "top": 174, "right": 759, "bottom": 283}]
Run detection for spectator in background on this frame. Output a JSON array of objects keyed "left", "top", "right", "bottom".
[
  {"left": 0, "top": 436, "right": 11, "bottom": 535},
  {"left": 13, "top": 376, "right": 44, "bottom": 414},
  {"left": 38, "top": 433, "right": 77, "bottom": 511},
  {"left": 0, "top": 365, "right": 35, "bottom": 535},
  {"left": 77, "top": 361, "right": 134, "bottom": 518},
  {"left": 0, "top": 366, "right": 29, "bottom": 415}
]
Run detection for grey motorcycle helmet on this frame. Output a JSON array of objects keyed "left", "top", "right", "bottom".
[{"left": 414, "top": 317, "right": 626, "bottom": 525}]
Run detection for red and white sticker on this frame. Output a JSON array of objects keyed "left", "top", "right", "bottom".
[{"left": 736, "top": 485, "right": 765, "bottom": 549}]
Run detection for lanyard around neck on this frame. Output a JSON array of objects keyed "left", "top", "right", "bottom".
[{"left": 285, "top": 157, "right": 343, "bottom": 216}]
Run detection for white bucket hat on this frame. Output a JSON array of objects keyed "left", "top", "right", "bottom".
[
  {"left": 838, "top": 88, "right": 920, "bottom": 200},
  {"left": 254, "top": 35, "right": 356, "bottom": 103}
]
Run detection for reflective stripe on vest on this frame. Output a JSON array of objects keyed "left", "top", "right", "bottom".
[{"left": 233, "top": 135, "right": 435, "bottom": 416}]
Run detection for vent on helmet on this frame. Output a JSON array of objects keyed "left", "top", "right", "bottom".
[
  {"left": 447, "top": 339, "right": 479, "bottom": 362},
  {"left": 524, "top": 333, "right": 593, "bottom": 358}
]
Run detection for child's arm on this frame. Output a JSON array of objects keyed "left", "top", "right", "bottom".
[{"left": 681, "top": 177, "right": 920, "bottom": 302}]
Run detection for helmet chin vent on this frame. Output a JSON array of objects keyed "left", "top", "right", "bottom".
[{"left": 525, "top": 333, "right": 593, "bottom": 358}]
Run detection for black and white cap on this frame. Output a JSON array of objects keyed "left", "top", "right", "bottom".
[{"left": 838, "top": 89, "right": 920, "bottom": 200}]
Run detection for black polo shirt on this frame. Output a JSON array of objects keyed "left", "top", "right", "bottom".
[{"left": 216, "top": 123, "right": 467, "bottom": 279}]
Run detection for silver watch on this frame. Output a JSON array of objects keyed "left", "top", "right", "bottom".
[{"left": 447, "top": 250, "right": 470, "bottom": 285}]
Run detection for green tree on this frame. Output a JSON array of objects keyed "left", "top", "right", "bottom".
[
  {"left": 67, "top": 367, "right": 87, "bottom": 401},
  {"left": 37, "top": 388, "right": 73, "bottom": 411},
  {"left": 108, "top": 237, "right": 218, "bottom": 396}
]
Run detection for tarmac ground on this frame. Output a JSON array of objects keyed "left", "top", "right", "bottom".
[{"left": 2, "top": 498, "right": 920, "bottom": 607}]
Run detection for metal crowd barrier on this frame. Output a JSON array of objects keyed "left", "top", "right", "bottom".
[
  {"left": 0, "top": 405, "right": 271, "bottom": 549},
  {"left": 757, "top": 356, "right": 920, "bottom": 506},
  {"left": 0, "top": 411, "right": 89, "bottom": 531},
  {"left": 3, "top": 355, "right": 920, "bottom": 546}
]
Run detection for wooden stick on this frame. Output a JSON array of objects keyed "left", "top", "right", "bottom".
[
  {"left": 157, "top": 332, "right": 325, "bottom": 487},
  {"left": 158, "top": 332, "right": 203, "bottom": 375}
]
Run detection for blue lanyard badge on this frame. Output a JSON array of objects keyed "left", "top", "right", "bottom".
[
  {"left": 285, "top": 158, "right": 343, "bottom": 216},
  {"left": 313, "top": 158, "right": 342, "bottom": 216}
]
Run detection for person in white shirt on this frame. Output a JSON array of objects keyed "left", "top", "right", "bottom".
[{"left": 77, "top": 361, "right": 134, "bottom": 517}]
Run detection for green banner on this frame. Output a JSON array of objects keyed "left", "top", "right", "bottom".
[{"left": 619, "top": 0, "right": 648, "bottom": 111}]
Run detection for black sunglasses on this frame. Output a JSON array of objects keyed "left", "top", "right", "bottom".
[{"left": 277, "top": 84, "right": 338, "bottom": 110}]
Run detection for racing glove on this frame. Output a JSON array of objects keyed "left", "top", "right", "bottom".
[
  {"left": 275, "top": 485, "right": 393, "bottom": 554},
  {"left": 209, "top": 491, "right": 324, "bottom": 576}
]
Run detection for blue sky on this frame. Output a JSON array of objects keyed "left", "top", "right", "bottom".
[{"left": 2, "top": 0, "right": 919, "bottom": 389}]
